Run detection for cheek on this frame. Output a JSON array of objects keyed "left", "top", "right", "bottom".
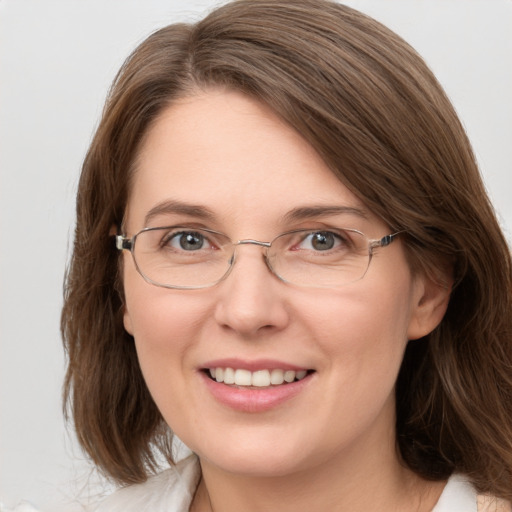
[
  {"left": 306, "top": 279, "right": 415, "bottom": 389},
  {"left": 127, "top": 293, "right": 203, "bottom": 352},
  {"left": 310, "top": 281, "right": 412, "bottom": 342},
  {"left": 123, "top": 283, "right": 212, "bottom": 433},
  {"left": 122, "top": 267, "right": 210, "bottom": 377}
]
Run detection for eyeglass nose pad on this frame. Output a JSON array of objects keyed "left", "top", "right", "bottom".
[
  {"left": 262, "top": 250, "right": 276, "bottom": 274},
  {"left": 209, "top": 251, "right": 236, "bottom": 287},
  {"left": 263, "top": 250, "right": 289, "bottom": 284}
]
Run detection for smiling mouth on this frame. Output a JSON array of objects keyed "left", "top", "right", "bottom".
[{"left": 204, "top": 368, "right": 315, "bottom": 388}]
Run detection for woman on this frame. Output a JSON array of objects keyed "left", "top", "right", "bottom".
[{"left": 61, "top": 0, "right": 512, "bottom": 510}]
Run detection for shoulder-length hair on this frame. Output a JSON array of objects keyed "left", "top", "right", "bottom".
[{"left": 62, "top": 0, "right": 512, "bottom": 497}]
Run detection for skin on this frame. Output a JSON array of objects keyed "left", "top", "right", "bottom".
[{"left": 122, "top": 89, "right": 451, "bottom": 512}]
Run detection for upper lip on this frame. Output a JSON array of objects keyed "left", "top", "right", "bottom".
[{"left": 201, "top": 358, "right": 311, "bottom": 372}]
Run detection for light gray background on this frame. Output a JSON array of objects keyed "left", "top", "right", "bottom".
[{"left": 1, "top": 1, "right": 511, "bottom": 510}]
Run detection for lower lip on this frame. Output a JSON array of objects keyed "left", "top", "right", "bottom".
[{"left": 200, "top": 372, "right": 313, "bottom": 413}]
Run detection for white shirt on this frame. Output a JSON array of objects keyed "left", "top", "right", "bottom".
[
  {"left": 0, "top": 456, "right": 480, "bottom": 512},
  {"left": 433, "top": 473, "right": 477, "bottom": 512},
  {"left": 93, "top": 455, "right": 478, "bottom": 512}
]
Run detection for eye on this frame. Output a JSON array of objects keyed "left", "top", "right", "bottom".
[
  {"left": 298, "top": 231, "right": 344, "bottom": 251},
  {"left": 165, "top": 231, "right": 208, "bottom": 251}
]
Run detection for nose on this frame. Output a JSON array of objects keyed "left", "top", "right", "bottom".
[{"left": 213, "top": 244, "right": 290, "bottom": 338}]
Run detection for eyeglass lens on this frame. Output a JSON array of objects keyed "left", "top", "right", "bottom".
[{"left": 130, "top": 227, "right": 373, "bottom": 289}]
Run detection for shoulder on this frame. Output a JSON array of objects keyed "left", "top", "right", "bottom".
[{"left": 93, "top": 455, "right": 201, "bottom": 512}]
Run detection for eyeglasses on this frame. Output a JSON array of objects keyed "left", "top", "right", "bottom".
[{"left": 116, "top": 226, "right": 400, "bottom": 290}]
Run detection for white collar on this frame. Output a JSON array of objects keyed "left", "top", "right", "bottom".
[
  {"left": 432, "top": 473, "right": 477, "bottom": 512},
  {"left": 95, "top": 457, "right": 478, "bottom": 512}
]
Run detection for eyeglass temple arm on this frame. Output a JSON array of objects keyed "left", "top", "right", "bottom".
[{"left": 375, "top": 232, "right": 402, "bottom": 248}]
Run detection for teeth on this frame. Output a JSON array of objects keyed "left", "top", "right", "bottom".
[
  {"left": 223, "top": 367, "right": 235, "bottom": 384},
  {"left": 252, "top": 370, "right": 270, "bottom": 387},
  {"left": 234, "top": 369, "right": 252, "bottom": 386},
  {"left": 208, "top": 367, "right": 309, "bottom": 387},
  {"left": 270, "top": 369, "right": 284, "bottom": 385},
  {"left": 284, "top": 370, "right": 295, "bottom": 383}
]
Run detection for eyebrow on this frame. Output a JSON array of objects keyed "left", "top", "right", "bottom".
[
  {"left": 144, "top": 200, "right": 216, "bottom": 226},
  {"left": 143, "top": 200, "right": 368, "bottom": 227},
  {"left": 282, "top": 205, "right": 369, "bottom": 223}
]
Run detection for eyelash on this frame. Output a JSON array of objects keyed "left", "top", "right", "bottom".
[{"left": 158, "top": 228, "right": 353, "bottom": 253}]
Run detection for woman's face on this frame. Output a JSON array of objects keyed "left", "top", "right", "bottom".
[{"left": 122, "top": 90, "right": 442, "bottom": 478}]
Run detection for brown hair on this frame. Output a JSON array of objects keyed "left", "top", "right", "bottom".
[{"left": 62, "top": 0, "right": 512, "bottom": 498}]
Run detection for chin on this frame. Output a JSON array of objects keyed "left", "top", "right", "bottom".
[
  {"left": 189, "top": 430, "right": 325, "bottom": 478},
  {"left": 203, "top": 451, "right": 307, "bottom": 478}
]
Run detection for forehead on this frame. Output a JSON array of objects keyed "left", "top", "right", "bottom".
[{"left": 126, "top": 90, "right": 380, "bottom": 234}]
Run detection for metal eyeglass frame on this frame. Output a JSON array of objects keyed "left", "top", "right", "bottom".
[{"left": 116, "top": 227, "right": 401, "bottom": 290}]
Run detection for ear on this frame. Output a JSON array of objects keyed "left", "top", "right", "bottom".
[
  {"left": 123, "top": 305, "right": 134, "bottom": 336},
  {"left": 407, "top": 272, "right": 452, "bottom": 340}
]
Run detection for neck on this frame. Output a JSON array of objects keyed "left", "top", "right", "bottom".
[{"left": 191, "top": 429, "right": 446, "bottom": 512}]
